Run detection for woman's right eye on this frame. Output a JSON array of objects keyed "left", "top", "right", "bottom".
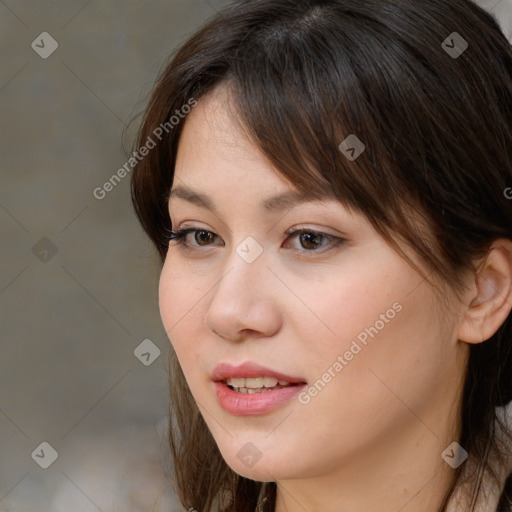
[{"left": 168, "top": 228, "right": 221, "bottom": 250}]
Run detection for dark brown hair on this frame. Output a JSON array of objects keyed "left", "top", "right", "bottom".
[{"left": 130, "top": 1, "right": 512, "bottom": 510}]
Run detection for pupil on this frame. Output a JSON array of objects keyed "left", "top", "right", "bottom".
[
  {"left": 196, "top": 230, "right": 213, "bottom": 245},
  {"left": 301, "top": 232, "right": 320, "bottom": 250}
]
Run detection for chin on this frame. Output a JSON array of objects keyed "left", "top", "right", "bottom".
[
  {"left": 232, "top": 465, "right": 276, "bottom": 481},
  {"left": 228, "top": 460, "right": 285, "bottom": 482},
  {"left": 220, "top": 445, "right": 302, "bottom": 482}
]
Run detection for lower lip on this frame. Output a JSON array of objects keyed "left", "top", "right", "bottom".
[{"left": 214, "top": 382, "right": 307, "bottom": 416}]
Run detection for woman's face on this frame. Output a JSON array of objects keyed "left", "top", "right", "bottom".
[{"left": 159, "top": 85, "right": 468, "bottom": 483}]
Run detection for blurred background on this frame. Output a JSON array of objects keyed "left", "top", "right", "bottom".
[
  {"left": 0, "top": 1, "right": 510, "bottom": 511},
  {"left": 0, "top": 1, "right": 231, "bottom": 511}
]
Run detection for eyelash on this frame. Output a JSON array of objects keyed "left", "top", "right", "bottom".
[{"left": 166, "top": 227, "right": 344, "bottom": 254}]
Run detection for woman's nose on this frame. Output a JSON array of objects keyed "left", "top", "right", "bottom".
[{"left": 202, "top": 255, "right": 282, "bottom": 343}]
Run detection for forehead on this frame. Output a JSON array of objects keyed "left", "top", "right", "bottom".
[{"left": 173, "top": 85, "right": 338, "bottom": 208}]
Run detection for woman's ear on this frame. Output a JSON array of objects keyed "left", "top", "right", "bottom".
[{"left": 458, "top": 239, "right": 512, "bottom": 344}]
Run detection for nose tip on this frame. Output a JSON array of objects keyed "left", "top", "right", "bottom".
[{"left": 203, "top": 261, "right": 282, "bottom": 342}]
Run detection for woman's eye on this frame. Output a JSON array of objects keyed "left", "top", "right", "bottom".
[
  {"left": 285, "top": 230, "right": 339, "bottom": 251},
  {"left": 168, "top": 228, "right": 220, "bottom": 248}
]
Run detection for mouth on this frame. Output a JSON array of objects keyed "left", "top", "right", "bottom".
[
  {"left": 222, "top": 376, "right": 301, "bottom": 394},
  {"left": 211, "top": 362, "right": 307, "bottom": 415}
]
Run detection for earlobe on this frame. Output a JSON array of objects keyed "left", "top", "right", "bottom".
[{"left": 458, "top": 239, "right": 512, "bottom": 344}]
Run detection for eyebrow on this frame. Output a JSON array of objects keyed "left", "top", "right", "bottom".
[{"left": 167, "top": 185, "right": 334, "bottom": 214}]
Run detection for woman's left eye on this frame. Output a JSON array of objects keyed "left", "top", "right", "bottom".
[{"left": 284, "top": 229, "right": 341, "bottom": 251}]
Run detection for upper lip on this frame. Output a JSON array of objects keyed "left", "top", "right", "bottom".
[{"left": 211, "top": 362, "right": 306, "bottom": 384}]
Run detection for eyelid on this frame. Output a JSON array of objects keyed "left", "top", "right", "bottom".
[
  {"left": 169, "top": 227, "right": 222, "bottom": 244},
  {"left": 284, "top": 225, "right": 343, "bottom": 238},
  {"left": 174, "top": 220, "right": 344, "bottom": 238}
]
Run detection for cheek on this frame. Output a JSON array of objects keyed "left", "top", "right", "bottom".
[
  {"left": 285, "top": 254, "right": 412, "bottom": 363},
  {"left": 295, "top": 275, "right": 451, "bottom": 428},
  {"left": 287, "top": 255, "right": 449, "bottom": 415},
  {"left": 158, "top": 258, "right": 205, "bottom": 377}
]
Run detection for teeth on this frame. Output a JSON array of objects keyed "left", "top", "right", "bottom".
[
  {"left": 264, "top": 377, "right": 279, "bottom": 387},
  {"left": 228, "top": 377, "right": 246, "bottom": 388},
  {"left": 232, "top": 387, "right": 276, "bottom": 394},
  {"left": 245, "top": 377, "right": 264, "bottom": 389},
  {"left": 225, "top": 376, "right": 290, "bottom": 388}
]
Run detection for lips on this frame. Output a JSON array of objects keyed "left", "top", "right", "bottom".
[{"left": 211, "top": 362, "right": 307, "bottom": 415}]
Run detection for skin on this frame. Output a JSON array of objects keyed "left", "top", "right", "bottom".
[{"left": 158, "top": 85, "right": 512, "bottom": 512}]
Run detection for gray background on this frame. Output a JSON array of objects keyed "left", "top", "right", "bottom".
[
  {"left": 0, "top": 1, "right": 230, "bottom": 511},
  {"left": 0, "top": 1, "right": 511, "bottom": 511}
]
